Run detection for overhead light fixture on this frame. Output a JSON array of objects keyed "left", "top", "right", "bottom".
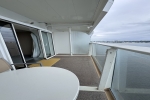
[
  {"left": 30, "top": 22, "right": 34, "bottom": 24},
  {"left": 87, "top": 26, "right": 93, "bottom": 29}
]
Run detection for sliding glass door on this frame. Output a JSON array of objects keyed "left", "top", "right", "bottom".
[
  {"left": 47, "top": 33, "right": 55, "bottom": 56},
  {"left": 0, "top": 21, "right": 25, "bottom": 69},
  {"left": 41, "top": 31, "right": 54, "bottom": 58},
  {"left": 13, "top": 23, "right": 44, "bottom": 62}
]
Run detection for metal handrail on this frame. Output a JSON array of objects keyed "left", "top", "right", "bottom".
[{"left": 91, "top": 42, "right": 150, "bottom": 55}]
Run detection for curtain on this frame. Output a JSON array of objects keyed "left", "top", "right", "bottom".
[{"left": 31, "top": 33, "right": 40, "bottom": 57}]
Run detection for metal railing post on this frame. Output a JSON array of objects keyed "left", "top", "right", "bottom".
[
  {"left": 98, "top": 48, "right": 117, "bottom": 90},
  {"left": 88, "top": 43, "right": 93, "bottom": 56}
]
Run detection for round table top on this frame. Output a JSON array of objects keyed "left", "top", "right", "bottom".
[{"left": 0, "top": 67, "right": 79, "bottom": 100}]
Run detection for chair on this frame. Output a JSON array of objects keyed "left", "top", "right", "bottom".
[
  {"left": 0, "top": 58, "right": 12, "bottom": 73},
  {"left": 0, "top": 58, "right": 43, "bottom": 73}
]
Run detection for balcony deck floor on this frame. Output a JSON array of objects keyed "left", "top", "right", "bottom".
[
  {"left": 77, "top": 91, "right": 107, "bottom": 100},
  {"left": 53, "top": 56, "right": 100, "bottom": 86},
  {"left": 52, "top": 56, "right": 108, "bottom": 100}
]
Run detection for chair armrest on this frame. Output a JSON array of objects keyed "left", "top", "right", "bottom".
[{"left": 11, "top": 63, "right": 43, "bottom": 67}]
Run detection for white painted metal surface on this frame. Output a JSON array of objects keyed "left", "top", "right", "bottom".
[
  {"left": 103, "top": 0, "right": 113, "bottom": 12},
  {"left": 47, "top": 33, "right": 55, "bottom": 56},
  {"left": 88, "top": 0, "right": 111, "bottom": 34},
  {"left": 98, "top": 48, "right": 117, "bottom": 90},
  {"left": 39, "top": 30, "right": 47, "bottom": 59},
  {"left": 0, "top": 6, "right": 41, "bottom": 28},
  {"left": 88, "top": 43, "right": 92, "bottom": 56},
  {"left": 69, "top": 28, "right": 73, "bottom": 56},
  {"left": 94, "top": 43, "right": 150, "bottom": 55},
  {"left": 0, "top": 0, "right": 103, "bottom": 23},
  {"left": 0, "top": 0, "right": 113, "bottom": 33},
  {"left": 80, "top": 86, "right": 103, "bottom": 92},
  {"left": 51, "top": 32, "right": 56, "bottom": 55},
  {"left": 0, "top": 15, "right": 51, "bottom": 33},
  {"left": 0, "top": 67, "right": 79, "bottom": 100},
  {"left": 53, "top": 31, "right": 71, "bottom": 54}
]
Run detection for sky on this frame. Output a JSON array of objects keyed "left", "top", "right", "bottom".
[{"left": 91, "top": 0, "right": 150, "bottom": 41}]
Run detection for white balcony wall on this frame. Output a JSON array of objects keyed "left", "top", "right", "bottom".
[
  {"left": 53, "top": 31, "right": 71, "bottom": 54},
  {"left": 71, "top": 32, "right": 90, "bottom": 55}
]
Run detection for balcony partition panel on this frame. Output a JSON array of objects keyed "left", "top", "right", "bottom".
[
  {"left": 71, "top": 32, "right": 90, "bottom": 55},
  {"left": 111, "top": 49, "right": 150, "bottom": 100}
]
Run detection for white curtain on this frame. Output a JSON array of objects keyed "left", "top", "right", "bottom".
[{"left": 31, "top": 33, "right": 40, "bottom": 57}]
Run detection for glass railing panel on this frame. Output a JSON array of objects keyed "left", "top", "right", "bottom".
[
  {"left": 92, "top": 44, "right": 110, "bottom": 72},
  {"left": 111, "top": 49, "right": 150, "bottom": 100}
]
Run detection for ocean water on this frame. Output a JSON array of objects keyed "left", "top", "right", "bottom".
[
  {"left": 110, "top": 43, "right": 150, "bottom": 100},
  {"left": 93, "top": 43, "right": 150, "bottom": 100},
  {"left": 115, "top": 43, "right": 150, "bottom": 47}
]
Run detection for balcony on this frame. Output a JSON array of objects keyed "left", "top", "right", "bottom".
[
  {"left": 52, "top": 56, "right": 107, "bottom": 100},
  {"left": 90, "top": 43, "right": 150, "bottom": 100}
]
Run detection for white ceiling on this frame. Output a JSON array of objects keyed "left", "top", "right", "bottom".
[{"left": 0, "top": 0, "right": 108, "bottom": 33}]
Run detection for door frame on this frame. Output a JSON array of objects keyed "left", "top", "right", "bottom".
[
  {"left": 11, "top": 23, "right": 27, "bottom": 68},
  {"left": 39, "top": 30, "right": 55, "bottom": 59}
]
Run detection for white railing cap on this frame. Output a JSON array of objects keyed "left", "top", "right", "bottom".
[{"left": 91, "top": 42, "right": 150, "bottom": 55}]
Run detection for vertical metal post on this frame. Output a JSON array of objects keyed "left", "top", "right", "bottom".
[
  {"left": 47, "top": 32, "right": 53, "bottom": 59},
  {"left": 50, "top": 26, "right": 57, "bottom": 55},
  {"left": 93, "top": 44, "right": 96, "bottom": 56},
  {"left": 69, "top": 27, "right": 72, "bottom": 56},
  {"left": 51, "top": 32, "right": 56, "bottom": 55},
  {"left": 98, "top": 48, "right": 117, "bottom": 90},
  {"left": 50, "top": 32, "right": 55, "bottom": 55},
  {"left": 88, "top": 43, "right": 92, "bottom": 56}
]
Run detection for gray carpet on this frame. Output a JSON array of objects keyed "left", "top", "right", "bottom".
[
  {"left": 53, "top": 56, "right": 108, "bottom": 100},
  {"left": 77, "top": 91, "right": 108, "bottom": 100},
  {"left": 53, "top": 56, "right": 100, "bottom": 86}
]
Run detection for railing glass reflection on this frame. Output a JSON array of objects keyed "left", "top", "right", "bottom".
[
  {"left": 111, "top": 49, "right": 150, "bottom": 100},
  {"left": 92, "top": 44, "right": 110, "bottom": 72}
]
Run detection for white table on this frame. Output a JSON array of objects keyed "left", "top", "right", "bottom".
[{"left": 0, "top": 67, "right": 79, "bottom": 100}]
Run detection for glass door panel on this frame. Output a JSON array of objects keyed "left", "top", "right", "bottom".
[
  {"left": 41, "top": 31, "right": 51, "bottom": 58},
  {"left": 13, "top": 23, "right": 44, "bottom": 63},
  {"left": 47, "top": 33, "right": 55, "bottom": 56},
  {"left": 0, "top": 21, "right": 25, "bottom": 69}
]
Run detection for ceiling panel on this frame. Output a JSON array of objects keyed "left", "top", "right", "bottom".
[
  {"left": 0, "top": 0, "right": 56, "bottom": 22},
  {"left": 0, "top": 0, "right": 108, "bottom": 33},
  {"left": 0, "top": 0, "right": 101, "bottom": 23},
  {"left": 51, "top": 25, "right": 91, "bottom": 33},
  {"left": 72, "top": 0, "right": 99, "bottom": 20}
]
